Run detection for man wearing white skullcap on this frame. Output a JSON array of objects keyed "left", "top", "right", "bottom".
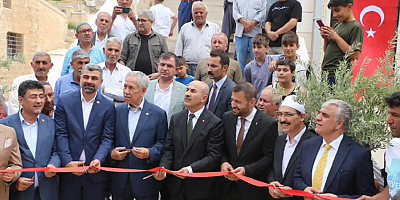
[{"left": 267, "top": 95, "right": 317, "bottom": 200}]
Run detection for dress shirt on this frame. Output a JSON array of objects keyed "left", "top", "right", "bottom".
[
  {"left": 312, "top": 134, "right": 344, "bottom": 191},
  {"left": 128, "top": 100, "right": 144, "bottom": 142},
  {"left": 153, "top": 80, "right": 173, "bottom": 116},
  {"left": 282, "top": 127, "right": 306, "bottom": 177},
  {"left": 235, "top": 107, "right": 257, "bottom": 144},
  {"left": 79, "top": 90, "right": 97, "bottom": 161},
  {"left": 175, "top": 21, "right": 220, "bottom": 65},
  {"left": 54, "top": 73, "right": 81, "bottom": 105},
  {"left": 233, "top": 0, "right": 267, "bottom": 37},
  {"left": 19, "top": 112, "right": 39, "bottom": 187},
  {"left": 186, "top": 106, "right": 205, "bottom": 173},
  {"left": 99, "top": 62, "right": 132, "bottom": 103},
  {"left": 244, "top": 57, "right": 274, "bottom": 99},
  {"left": 61, "top": 45, "right": 105, "bottom": 76},
  {"left": 207, "top": 75, "right": 227, "bottom": 109},
  {"left": 8, "top": 73, "right": 56, "bottom": 115},
  {"left": 110, "top": 15, "right": 137, "bottom": 42},
  {"left": 94, "top": 33, "right": 108, "bottom": 50}
]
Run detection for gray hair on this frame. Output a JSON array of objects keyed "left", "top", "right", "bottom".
[
  {"left": 138, "top": 10, "right": 155, "bottom": 21},
  {"left": 212, "top": 32, "right": 228, "bottom": 44},
  {"left": 192, "top": 2, "right": 208, "bottom": 13},
  {"left": 72, "top": 49, "right": 90, "bottom": 62},
  {"left": 96, "top": 12, "right": 112, "bottom": 21},
  {"left": 261, "top": 87, "right": 281, "bottom": 104},
  {"left": 106, "top": 37, "right": 123, "bottom": 49},
  {"left": 32, "top": 52, "right": 51, "bottom": 62},
  {"left": 82, "top": 63, "right": 103, "bottom": 79},
  {"left": 0, "top": 94, "right": 5, "bottom": 106},
  {"left": 126, "top": 71, "right": 149, "bottom": 90},
  {"left": 322, "top": 99, "right": 353, "bottom": 132}
]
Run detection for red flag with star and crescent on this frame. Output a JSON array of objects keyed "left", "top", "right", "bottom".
[{"left": 352, "top": 1, "right": 398, "bottom": 77}]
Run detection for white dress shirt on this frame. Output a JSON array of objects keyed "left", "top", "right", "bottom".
[
  {"left": 19, "top": 112, "right": 39, "bottom": 187},
  {"left": 128, "top": 100, "right": 144, "bottom": 142},
  {"left": 186, "top": 106, "right": 205, "bottom": 173},
  {"left": 8, "top": 73, "right": 56, "bottom": 115},
  {"left": 207, "top": 75, "right": 227, "bottom": 109},
  {"left": 110, "top": 15, "right": 137, "bottom": 42},
  {"left": 175, "top": 21, "right": 220, "bottom": 65},
  {"left": 235, "top": 107, "right": 257, "bottom": 144},
  {"left": 80, "top": 90, "right": 97, "bottom": 161},
  {"left": 282, "top": 127, "right": 306, "bottom": 177},
  {"left": 99, "top": 62, "right": 132, "bottom": 103},
  {"left": 94, "top": 33, "right": 108, "bottom": 51},
  {"left": 312, "top": 134, "right": 344, "bottom": 191},
  {"left": 153, "top": 81, "right": 173, "bottom": 116}
]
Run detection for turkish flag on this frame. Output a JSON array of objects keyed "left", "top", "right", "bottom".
[{"left": 353, "top": 0, "right": 398, "bottom": 77}]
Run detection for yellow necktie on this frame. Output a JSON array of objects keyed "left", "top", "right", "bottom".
[{"left": 312, "top": 144, "right": 332, "bottom": 191}]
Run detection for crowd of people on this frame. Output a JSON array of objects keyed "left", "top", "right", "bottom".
[{"left": 0, "top": 0, "right": 398, "bottom": 199}]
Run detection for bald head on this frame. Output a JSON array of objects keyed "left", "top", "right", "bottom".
[{"left": 185, "top": 81, "right": 210, "bottom": 112}]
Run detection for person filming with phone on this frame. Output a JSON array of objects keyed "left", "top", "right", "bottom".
[
  {"left": 319, "top": 0, "right": 363, "bottom": 85},
  {"left": 110, "top": 0, "right": 138, "bottom": 42}
]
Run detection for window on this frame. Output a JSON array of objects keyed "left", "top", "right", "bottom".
[
  {"left": 3, "top": 0, "right": 11, "bottom": 9},
  {"left": 7, "top": 32, "right": 23, "bottom": 58}
]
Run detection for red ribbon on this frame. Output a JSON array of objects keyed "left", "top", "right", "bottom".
[{"left": 0, "top": 167, "right": 354, "bottom": 199}]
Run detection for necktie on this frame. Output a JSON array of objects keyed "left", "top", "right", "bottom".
[
  {"left": 312, "top": 144, "right": 332, "bottom": 191},
  {"left": 236, "top": 118, "right": 246, "bottom": 155},
  {"left": 186, "top": 114, "right": 195, "bottom": 145},
  {"left": 208, "top": 83, "right": 218, "bottom": 111}
]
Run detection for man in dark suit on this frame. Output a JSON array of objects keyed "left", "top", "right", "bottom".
[
  {"left": 220, "top": 82, "right": 278, "bottom": 200},
  {"left": 267, "top": 95, "right": 316, "bottom": 200},
  {"left": 206, "top": 49, "right": 235, "bottom": 119},
  {"left": 55, "top": 64, "right": 116, "bottom": 200},
  {"left": 0, "top": 80, "right": 60, "bottom": 200},
  {"left": 111, "top": 71, "right": 168, "bottom": 200},
  {"left": 293, "top": 99, "right": 376, "bottom": 199},
  {"left": 154, "top": 80, "right": 224, "bottom": 200}
]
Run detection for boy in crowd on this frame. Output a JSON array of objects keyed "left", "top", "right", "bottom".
[
  {"left": 175, "top": 56, "right": 194, "bottom": 85},
  {"left": 150, "top": 0, "right": 178, "bottom": 38},
  {"left": 244, "top": 33, "right": 274, "bottom": 98},
  {"left": 320, "top": 0, "right": 363, "bottom": 84}
]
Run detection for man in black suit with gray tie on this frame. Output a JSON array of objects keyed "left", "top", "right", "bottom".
[{"left": 220, "top": 82, "right": 278, "bottom": 200}]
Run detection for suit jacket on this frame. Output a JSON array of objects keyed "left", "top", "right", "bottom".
[
  {"left": 221, "top": 109, "right": 278, "bottom": 200},
  {"left": 144, "top": 79, "right": 187, "bottom": 123},
  {"left": 267, "top": 130, "right": 317, "bottom": 200},
  {"left": 207, "top": 76, "right": 236, "bottom": 119},
  {"left": 160, "top": 108, "right": 224, "bottom": 199},
  {"left": 55, "top": 90, "right": 115, "bottom": 183},
  {"left": 0, "top": 114, "right": 60, "bottom": 200},
  {"left": 112, "top": 100, "right": 168, "bottom": 197},
  {"left": 0, "top": 124, "right": 22, "bottom": 200},
  {"left": 293, "top": 135, "right": 376, "bottom": 199}
]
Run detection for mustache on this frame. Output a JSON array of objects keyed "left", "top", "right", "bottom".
[
  {"left": 37, "top": 68, "right": 46, "bottom": 71},
  {"left": 280, "top": 121, "right": 291, "bottom": 125},
  {"left": 208, "top": 71, "right": 214, "bottom": 75}
]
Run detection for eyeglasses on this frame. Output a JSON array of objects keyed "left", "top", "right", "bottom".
[
  {"left": 277, "top": 112, "right": 297, "bottom": 118},
  {"left": 137, "top": 18, "right": 150, "bottom": 23},
  {"left": 78, "top": 29, "right": 93, "bottom": 34}
]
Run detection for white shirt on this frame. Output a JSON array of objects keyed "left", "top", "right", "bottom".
[
  {"left": 94, "top": 32, "right": 108, "bottom": 51},
  {"left": 80, "top": 90, "right": 97, "bottom": 161},
  {"left": 186, "top": 106, "right": 205, "bottom": 173},
  {"left": 175, "top": 21, "right": 220, "bottom": 65},
  {"left": 8, "top": 73, "right": 56, "bottom": 115},
  {"left": 312, "top": 134, "right": 344, "bottom": 191},
  {"left": 235, "top": 107, "right": 257, "bottom": 144},
  {"left": 99, "top": 62, "right": 132, "bottom": 103},
  {"left": 128, "top": 100, "right": 144, "bottom": 142},
  {"left": 19, "top": 112, "right": 39, "bottom": 187},
  {"left": 282, "top": 127, "right": 306, "bottom": 177},
  {"left": 153, "top": 81, "right": 173, "bottom": 116},
  {"left": 150, "top": 4, "right": 175, "bottom": 37},
  {"left": 207, "top": 75, "right": 227, "bottom": 109},
  {"left": 110, "top": 15, "right": 137, "bottom": 42}
]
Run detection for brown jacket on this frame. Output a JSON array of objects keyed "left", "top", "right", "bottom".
[{"left": 0, "top": 124, "right": 22, "bottom": 200}]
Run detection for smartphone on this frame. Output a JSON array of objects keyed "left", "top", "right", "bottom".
[
  {"left": 316, "top": 20, "right": 325, "bottom": 28},
  {"left": 118, "top": 7, "right": 130, "bottom": 13}
]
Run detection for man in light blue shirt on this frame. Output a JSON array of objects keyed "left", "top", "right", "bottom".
[{"left": 61, "top": 23, "right": 105, "bottom": 76}]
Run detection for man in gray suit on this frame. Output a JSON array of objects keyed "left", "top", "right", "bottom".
[
  {"left": 0, "top": 80, "right": 60, "bottom": 200},
  {"left": 144, "top": 52, "right": 186, "bottom": 123},
  {"left": 206, "top": 49, "right": 235, "bottom": 119}
]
